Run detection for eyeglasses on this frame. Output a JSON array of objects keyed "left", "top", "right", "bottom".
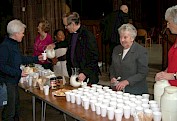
[{"left": 64, "top": 22, "right": 72, "bottom": 28}]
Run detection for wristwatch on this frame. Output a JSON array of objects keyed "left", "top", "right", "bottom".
[{"left": 174, "top": 73, "right": 177, "bottom": 80}]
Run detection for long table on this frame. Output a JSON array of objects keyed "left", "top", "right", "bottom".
[{"left": 19, "top": 83, "right": 134, "bottom": 121}]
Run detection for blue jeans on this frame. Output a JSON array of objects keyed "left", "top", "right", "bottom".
[{"left": 2, "top": 83, "right": 20, "bottom": 121}]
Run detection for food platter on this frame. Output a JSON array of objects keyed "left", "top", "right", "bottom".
[{"left": 52, "top": 89, "right": 71, "bottom": 96}]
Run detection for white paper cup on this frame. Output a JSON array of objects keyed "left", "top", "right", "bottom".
[
  {"left": 114, "top": 109, "right": 123, "bottom": 121},
  {"left": 102, "top": 99, "right": 110, "bottom": 107},
  {"left": 142, "top": 94, "right": 150, "bottom": 99},
  {"left": 144, "top": 108, "right": 153, "bottom": 116},
  {"left": 117, "top": 98, "right": 123, "bottom": 104},
  {"left": 28, "top": 76, "right": 33, "bottom": 86},
  {"left": 83, "top": 98, "right": 90, "bottom": 110},
  {"left": 98, "top": 94, "right": 104, "bottom": 99},
  {"left": 65, "top": 91, "right": 71, "bottom": 102},
  {"left": 83, "top": 86, "right": 90, "bottom": 90},
  {"left": 104, "top": 93, "right": 110, "bottom": 96},
  {"left": 93, "top": 92, "right": 99, "bottom": 97},
  {"left": 117, "top": 103, "right": 124, "bottom": 110},
  {"left": 90, "top": 99, "right": 97, "bottom": 112},
  {"left": 129, "top": 103, "right": 136, "bottom": 116},
  {"left": 90, "top": 96, "right": 97, "bottom": 100},
  {"left": 103, "top": 86, "right": 109, "bottom": 91},
  {"left": 86, "top": 93, "right": 92, "bottom": 99},
  {"left": 123, "top": 93, "right": 130, "bottom": 97},
  {"left": 142, "top": 98, "right": 149, "bottom": 104},
  {"left": 78, "top": 88, "right": 84, "bottom": 91},
  {"left": 129, "top": 94, "right": 135, "bottom": 98},
  {"left": 135, "top": 100, "right": 142, "bottom": 106},
  {"left": 95, "top": 103, "right": 101, "bottom": 115},
  {"left": 97, "top": 97, "right": 104, "bottom": 104},
  {"left": 90, "top": 87, "right": 97, "bottom": 92},
  {"left": 72, "top": 89, "right": 78, "bottom": 93},
  {"left": 105, "top": 89, "right": 112, "bottom": 93},
  {"left": 107, "top": 107, "right": 115, "bottom": 120},
  {"left": 123, "top": 105, "right": 131, "bottom": 119},
  {"left": 104, "top": 95, "right": 111, "bottom": 100},
  {"left": 116, "top": 91, "right": 123, "bottom": 95},
  {"left": 111, "top": 95, "right": 117, "bottom": 99},
  {"left": 42, "top": 52, "right": 47, "bottom": 60},
  {"left": 75, "top": 94, "right": 81, "bottom": 105},
  {"left": 151, "top": 107, "right": 160, "bottom": 112},
  {"left": 91, "top": 84, "right": 97, "bottom": 88},
  {"left": 81, "top": 96, "right": 87, "bottom": 107},
  {"left": 96, "top": 85, "right": 103, "bottom": 89},
  {"left": 150, "top": 103, "right": 158, "bottom": 109},
  {"left": 100, "top": 104, "right": 107, "bottom": 117},
  {"left": 70, "top": 93, "right": 76, "bottom": 103},
  {"left": 149, "top": 100, "right": 157, "bottom": 105},
  {"left": 43, "top": 85, "right": 49, "bottom": 95},
  {"left": 124, "top": 100, "right": 131, "bottom": 106},
  {"left": 136, "top": 95, "right": 143, "bottom": 100},
  {"left": 123, "top": 96, "right": 129, "bottom": 101},
  {"left": 153, "top": 111, "right": 162, "bottom": 121},
  {"left": 77, "top": 91, "right": 83, "bottom": 96},
  {"left": 135, "top": 106, "right": 143, "bottom": 114},
  {"left": 110, "top": 101, "right": 117, "bottom": 109},
  {"left": 130, "top": 97, "right": 137, "bottom": 102},
  {"left": 142, "top": 103, "right": 150, "bottom": 110}
]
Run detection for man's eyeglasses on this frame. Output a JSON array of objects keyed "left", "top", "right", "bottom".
[{"left": 64, "top": 22, "right": 72, "bottom": 28}]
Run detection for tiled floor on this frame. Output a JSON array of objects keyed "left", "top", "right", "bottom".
[{"left": 1, "top": 44, "right": 163, "bottom": 121}]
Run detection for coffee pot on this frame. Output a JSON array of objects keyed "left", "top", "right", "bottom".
[
  {"left": 161, "top": 86, "right": 177, "bottom": 121},
  {"left": 70, "top": 68, "right": 82, "bottom": 87},
  {"left": 154, "top": 80, "right": 170, "bottom": 106},
  {"left": 45, "top": 49, "right": 55, "bottom": 59}
]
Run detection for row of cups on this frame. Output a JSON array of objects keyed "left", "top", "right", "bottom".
[
  {"left": 20, "top": 64, "right": 56, "bottom": 86},
  {"left": 64, "top": 85, "right": 162, "bottom": 121}
]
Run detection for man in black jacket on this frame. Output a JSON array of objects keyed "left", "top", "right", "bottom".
[
  {"left": 62, "top": 12, "right": 100, "bottom": 84},
  {"left": 101, "top": 5, "right": 129, "bottom": 64}
]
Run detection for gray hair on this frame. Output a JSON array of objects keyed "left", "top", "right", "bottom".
[
  {"left": 118, "top": 24, "right": 137, "bottom": 39},
  {"left": 165, "top": 5, "right": 177, "bottom": 24},
  {"left": 7, "top": 19, "right": 26, "bottom": 37},
  {"left": 63, "top": 12, "right": 80, "bottom": 25}
]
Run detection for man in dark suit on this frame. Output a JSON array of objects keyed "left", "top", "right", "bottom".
[
  {"left": 62, "top": 12, "right": 100, "bottom": 84},
  {"left": 101, "top": 5, "right": 129, "bottom": 64}
]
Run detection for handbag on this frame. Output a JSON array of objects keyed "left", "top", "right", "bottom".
[{"left": 0, "top": 83, "right": 7, "bottom": 107}]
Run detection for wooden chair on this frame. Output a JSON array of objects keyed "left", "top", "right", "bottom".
[{"left": 137, "top": 29, "right": 152, "bottom": 47}]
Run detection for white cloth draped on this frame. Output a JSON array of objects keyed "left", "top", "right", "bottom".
[{"left": 53, "top": 48, "right": 69, "bottom": 77}]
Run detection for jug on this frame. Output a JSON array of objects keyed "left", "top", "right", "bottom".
[
  {"left": 45, "top": 49, "right": 55, "bottom": 59},
  {"left": 161, "top": 86, "right": 177, "bottom": 121},
  {"left": 154, "top": 80, "right": 170, "bottom": 106},
  {"left": 70, "top": 68, "right": 82, "bottom": 87}
]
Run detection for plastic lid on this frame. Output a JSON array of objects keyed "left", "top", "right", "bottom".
[
  {"left": 156, "top": 80, "right": 170, "bottom": 85},
  {"left": 165, "top": 86, "right": 177, "bottom": 93}
]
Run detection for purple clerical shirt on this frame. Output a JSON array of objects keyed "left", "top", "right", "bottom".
[{"left": 71, "top": 33, "right": 79, "bottom": 65}]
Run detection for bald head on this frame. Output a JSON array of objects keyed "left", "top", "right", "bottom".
[{"left": 120, "top": 5, "right": 128, "bottom": 13}]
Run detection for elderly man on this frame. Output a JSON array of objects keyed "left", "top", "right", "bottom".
[
  {"left": 101, "top": 4, "right": 129, "bottom": 64},
  {"left": 62, "top": 12, "right": 100, "bottom": 84}
]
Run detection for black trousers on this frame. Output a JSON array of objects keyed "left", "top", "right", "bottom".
[
  {"left": 0, "top": 106, "right": 3, "bottom": 120},
  {"left": 2, "top": 83, "right": 20, "bottom": 121},
  {"left": 109, "top": 42, "right": 119, "bottom": 65}
]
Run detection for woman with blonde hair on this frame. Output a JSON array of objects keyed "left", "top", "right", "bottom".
[{"left": 33, "top": 19, "right": 53, "bottom": 70}]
